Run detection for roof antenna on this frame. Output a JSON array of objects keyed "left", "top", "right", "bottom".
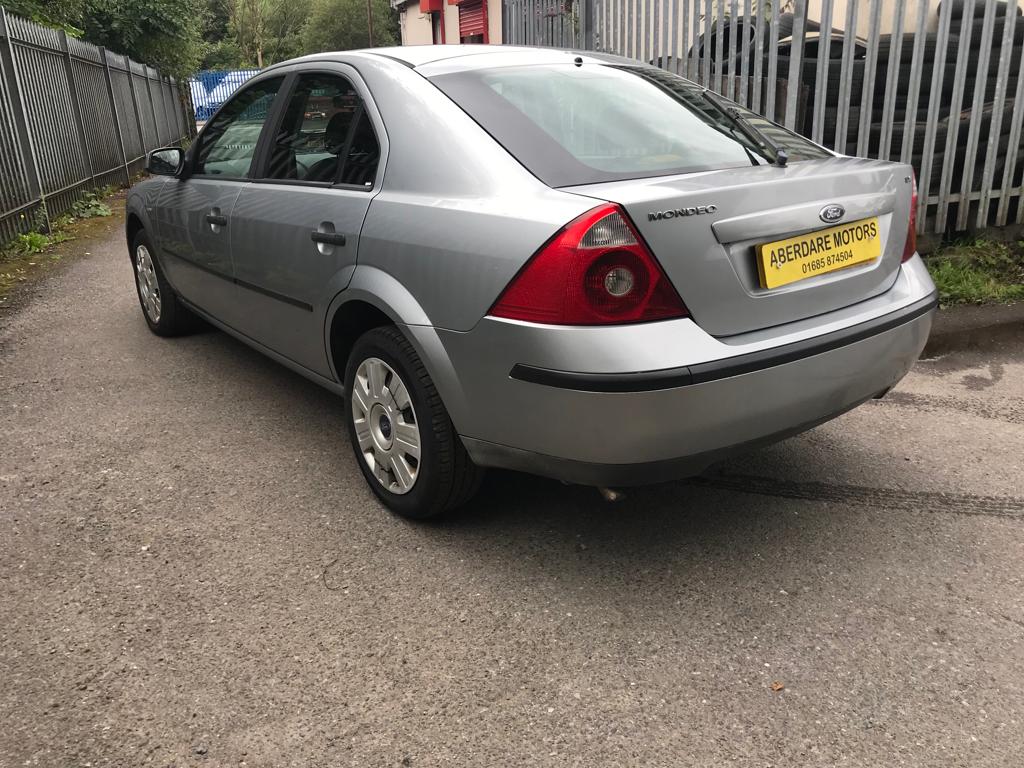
[{"left": 574, "top": 56, "right": 583, "bottom": 67}]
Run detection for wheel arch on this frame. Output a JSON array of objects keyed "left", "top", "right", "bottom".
[
  {"left": 126, "top": 212, "right": 145, "bottom": 256},
  {"left": 323, "top": 267, "right": 470, "bottom": 432}
]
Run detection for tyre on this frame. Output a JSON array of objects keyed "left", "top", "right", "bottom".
[
  {"left": 130, "top": 229, "right": 198, "bottom": 336},
  {"left": 875, "top": 32, "right": 953, "bottom": 65},
  {"left": 943, "top": 0, "right": 1022, "bottom": 24},
  {"left": 345, "top": 326, "right": 482, "bottom": 520}
]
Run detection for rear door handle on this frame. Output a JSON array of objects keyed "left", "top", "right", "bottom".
[
  {"left": 206, "top": 214, "right": 228, "bottom": 226},
  {"left": 310, "top": 231, "right": 346, "bottom": 246}
]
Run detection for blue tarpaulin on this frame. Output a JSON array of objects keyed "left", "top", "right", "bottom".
[{"left": 188, "top": 69, "right": 261, "bottom": 122}]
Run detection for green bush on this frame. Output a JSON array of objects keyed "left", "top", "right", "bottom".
[
  {"left": 71, "top": 190, "right": 112, "bottom": 219},
  {"left": 13, "top": 231, "right": 50, "bottom": 255},
  {"left": 926, "top": 239, "right": 1024, "bottom": 305}
]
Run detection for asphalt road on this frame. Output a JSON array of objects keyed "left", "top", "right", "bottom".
[{"left": 2, "top": 219, "right": 1023, "bottom": 768}]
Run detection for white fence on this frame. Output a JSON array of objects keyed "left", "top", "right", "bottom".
[{"left": 503, "top": 0, "right": 1024, "bottom": 236}]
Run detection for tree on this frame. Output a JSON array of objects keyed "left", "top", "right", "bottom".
[
  {"left": 232, "top": 0, "right": 268, "bottom": 67},
  {"left": 301, "top": 0, "right": 397, "bottom": 53},
  {"left": 264, "top": 0, "right": 311, "bottom": 63},
  {"left": 3, "top": 0, "right": 86, "bottom": 32},
  {"left": 82, "top": 0, "right": 204, "bottom": 78}
]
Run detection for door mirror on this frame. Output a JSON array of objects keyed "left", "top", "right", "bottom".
[{"left": 147, "top": 147, "right": 184, "bottom": 176}]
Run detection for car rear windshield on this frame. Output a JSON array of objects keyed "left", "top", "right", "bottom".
[{"left": 428, "top": 64, "right": 831, "bottom": 187}]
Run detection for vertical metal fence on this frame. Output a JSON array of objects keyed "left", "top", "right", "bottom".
[
  {"left": 0, "top": 6, "right": 194, "bottom": 247},
  {"left": 503, "top": 0, "right": 1024, "bottom": 236}
]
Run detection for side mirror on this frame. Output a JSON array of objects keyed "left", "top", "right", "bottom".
[{"left": 147, "top": 147, "right": 184, "bottom": 176}]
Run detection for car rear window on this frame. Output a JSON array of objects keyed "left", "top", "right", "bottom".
[{"left": 428, "top": 64, "right": 830, "bottom": 187}]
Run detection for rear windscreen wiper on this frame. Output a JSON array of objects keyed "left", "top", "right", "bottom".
[{"left": 701, "top": 89, "right": 789, "bottom": 168}]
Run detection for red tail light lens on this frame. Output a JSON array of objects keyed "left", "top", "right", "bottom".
[
  {"left": 902, "top": 172, "right": 918, "bottom": 262},
  {"left": 490, "top": 204, "right": 689, "bottom": 325}
]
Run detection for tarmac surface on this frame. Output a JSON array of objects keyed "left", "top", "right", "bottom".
[{"left": 2, "top": 217, "right": 1023, "bottom": 767}]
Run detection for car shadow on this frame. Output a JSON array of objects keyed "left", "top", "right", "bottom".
[{"left": 181, "top": 324, "right": 888, "bottom": 582}]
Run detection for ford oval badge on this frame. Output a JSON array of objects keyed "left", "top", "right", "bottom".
[{"left": 820, "top": 204, "right": 845, "bottom": 224}]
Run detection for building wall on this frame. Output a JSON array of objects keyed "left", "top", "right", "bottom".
[
  {"left": 399, "top": 7, "right": 436, "bottom": 45},
  {"left": 487, "top": 0, "right": 501, "bottom": 42},
  {"left": 397, "top": 0, "right": 504, "bottom": 45}
]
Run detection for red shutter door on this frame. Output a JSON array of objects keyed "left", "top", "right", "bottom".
[{"left": 459, "top": 1, "right": 485, "bottom": 41}]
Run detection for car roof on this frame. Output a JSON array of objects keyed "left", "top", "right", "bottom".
[{"left": 274, "top": 44, "right": 638, "bottom": 72}]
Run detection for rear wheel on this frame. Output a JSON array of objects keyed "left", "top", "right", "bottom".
[
  {"left": 131, "top": 230, "right": 197, "bottom": 336},
  {"left": 345, "top": 326, "right": 482, "bottom": 519}
]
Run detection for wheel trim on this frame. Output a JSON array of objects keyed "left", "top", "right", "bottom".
[
  {"left": 135, "top": 245, "right": 162, "bottom": 323},
  {"left": 352, "top": 357, "right": 421, "bottom": 495}
]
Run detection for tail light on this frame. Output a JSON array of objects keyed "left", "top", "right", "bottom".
[
  {"left": 902, "top": 172, "right": 918, "bottom": 262},
  {"left": 489, "top": 204, "right": 689, "bottom": 325}
]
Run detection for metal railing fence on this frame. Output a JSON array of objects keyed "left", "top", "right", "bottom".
[
  {"left": 503, "top": 0, "right": 1024, "bottom": 236},
  {"left": 0, "top": 6, "right": 194, "bottom": 246}
]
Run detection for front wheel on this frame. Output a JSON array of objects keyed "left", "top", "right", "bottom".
[
  {"left": 131, "top": 230, "right": 198, "bottom": 336},
  {"left": 345, "top": 326, "right": 482, "bottom": 519}
]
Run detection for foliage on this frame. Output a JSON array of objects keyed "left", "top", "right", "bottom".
[
  {"left": 9, "top": 0, "right": 399, "bottom": 76},
  {"left": 5, "top": 0, "right": 204, "bottom": 79},
  {"left": 81, "top": 0, "right": 205, "bottom": 79},
  {"left": 264, "top": 0, "right": 312, "bottom": 63},
  {"left": 232, "top": 0, "right": 269, "bottom": 66},
  {"left": 199, "top": 0, "right": 394, "bottom": 69},
  {"left": 71, "top": 190, "right": 114, "bottom": 219},
  {"left": 302, "top": 0, "right": 398, "bottom": 55},
  {"left": 12, "top": 231, "right": 51, "bottom": 255},
  {"left": 3, "top": 0, "right": 86, "bottom": 33},
  {"left": 926, "top": 239, "right": 1024, "bottom": 305},
  {"left": 2, "top": 188, "right": 116, "bottom": 263}
]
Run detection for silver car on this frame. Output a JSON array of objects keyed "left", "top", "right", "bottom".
[{"left": 127, "top": 46, "right": 936, "bottom": 519}]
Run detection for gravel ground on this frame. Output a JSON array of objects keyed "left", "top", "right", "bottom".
[{"left": 2, "top": 217, "right": 1023, "bottom": 768}]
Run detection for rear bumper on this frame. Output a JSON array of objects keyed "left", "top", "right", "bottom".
[{"left": 412, "top": 259, "right": 937, "bottom": 486}]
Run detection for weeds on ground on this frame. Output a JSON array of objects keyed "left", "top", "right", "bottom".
[
  {"left": 70, "top": 189, "right": 113, "bottom": 219},
  {"left": 926, "top": 239, "right": 1024, "bottom": 305},
  {"left": 2, "top": 188, "right": 114, "bottom": 262}
]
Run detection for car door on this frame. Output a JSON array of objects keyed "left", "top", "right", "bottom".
[
  {"left": 152, "top": 75, "right": 285, "bottom": 326},
  {"left": 227, "top": 67, "right": 385, "bottom": 378}
]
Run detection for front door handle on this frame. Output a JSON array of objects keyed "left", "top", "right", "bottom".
[
  {"left": 310, "top": 231, "right": 346, "bottom": 247},
  {"left": 206, "top": 214, "right": 228, "bottom": 226}
]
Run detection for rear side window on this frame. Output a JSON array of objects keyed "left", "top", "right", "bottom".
[
  {"left": 429, "top": 64, "right": 829, "bottom": 187},
  {"left": 264, "top": 72, "right": 381, "bottom": 187},
  {"left": 264, "top": 72, "right": 380, "bottom": 187}
]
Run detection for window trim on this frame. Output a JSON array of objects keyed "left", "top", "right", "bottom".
[
  {"left": 248, "top": 66, "right": 384, "bottom": 193},
  {"left": 187, "top": 73, "right": 289, "bottom": 182}
]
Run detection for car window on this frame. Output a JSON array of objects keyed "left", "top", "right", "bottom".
[
  {"left": 265, "top": 73, "right": 380, "bottom": 187},
  {"left": 194, "top": 77, "right": 284, "bottom": 178},
  {"left": 429, "top": 64, "right": 829, "bottom": 187}
]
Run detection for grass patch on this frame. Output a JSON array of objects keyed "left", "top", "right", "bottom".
[
  {"left": 1, "top": 186, "right": 122, "bottom": 307},
  {"left": 925, "top": 239, "right": 1024, "bottom": 306}
]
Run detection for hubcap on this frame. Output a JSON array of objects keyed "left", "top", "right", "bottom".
[
  {"left": 135, "top": 245, "right": 161, "bottom": 323},
  {"left": 351, "top": 357, "right": 420, "bottom": 495}
]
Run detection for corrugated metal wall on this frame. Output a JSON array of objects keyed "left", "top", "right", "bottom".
[
  {"left": 0, "top": 6, "right": 194, "bottom": 247},
  {"left": 503, "top": 0, "right": 1024, "bottom": 236}
]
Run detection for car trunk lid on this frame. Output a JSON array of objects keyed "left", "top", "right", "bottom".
[{"left": 563, "top": 156, "right": 914, "bottom": 337}]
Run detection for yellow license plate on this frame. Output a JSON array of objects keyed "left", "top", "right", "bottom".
[{"left": 756, "top": 217, "right": 881, "bottom": 289}]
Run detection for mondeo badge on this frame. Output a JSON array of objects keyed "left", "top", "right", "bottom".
[
  {"left": 647, "top": 204, "right": 717, "bottom": 222},
  {"left": 819, "top": 204, "right": 845, "bottom": 223}
]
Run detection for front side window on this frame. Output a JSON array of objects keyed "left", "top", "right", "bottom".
[
  {"left": 429, "top": 64, "right": 830, "bottom": 187},
  {"left": 265, "top": 73, "right": 380, "bottom": 187},
  {"left": 194, "top": 77, "right": 284, "bottom": 178}
]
